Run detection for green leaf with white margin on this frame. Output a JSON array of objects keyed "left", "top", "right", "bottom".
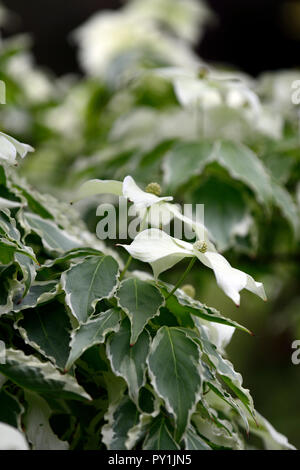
[
  {"left": 62, "top": 255, "right": 119, "bottom": 323},
  {"left": 72, "top": 179, "right": 123, "bottom": 202},
  {"left": 147, "top": 326, "right": 202, "bottom": 441},
  {"left": 15, "top": 253, "right": 36, "bottom": 297},
  {"left": 24, "top": 391, "right": 68, "bottom": 450},
  {"left": 42, "top": 247, "right": 104, "bottom": 268},
  {"left": 196, "top": 323, "right": 255, "bottom": 420},
  {"left": 159, "top": 284, "right": 251, "bottom": 334},
  {"left": 0, "top": 238, "right": 17, "bottom": 264},
  {"left": 0, "top": 210, "right": 22, "bottom": 241},
  {"left": 271, "top": 179, "right": 299, "bottom": 236},
  {"left": 13, "top": 281, "right": 59, "bottom": 312},
  {"left": 206, "top": 379, "right": 249, "bottom": 434},
  {"left": 0, "top": 237, "right": 37, "bottom": 265},
  {"left": 23, "top": 212, "right": 82, "bottom": 253},
  {"left": 213, "top": 140, "right": 272, "bottom": 207},
  {"left": 164, "top": 140, "right": 272, "bottom": 206},
  {"left": 125, "top": 391, "right": 161, "bottom": 449},
  {"left": 102, "top": 396, "right": 140, "bottom": 450},
  {"left": 125, "top": 413, "right": 152, "bottom": 450},
  {"left": 206, "top": 390, "right": 295, "bottom": 449},
  {"left": 176, "top": 325, "right": 250, "bottom": 432},
  {"left": 0, "top": 422, "right": 29, "bottom": 450},
  {"left": 126, "top": 388, "right": 162, "bottom": 449},
  {"left": 143, "top": 416, "right": 180, "bottom": 450},
  {"left": 15, "top": 300, "right": 71, "bottom": 369},
  {"left": 117, "top": 278, "right": 164, "bottom": 344},
  {"left": 12, "top": 184, "right": 54, "bottom": 220},
  {"left": 0, "top": 213, "right": 37, "bottom": 274},
  {"left": 197, "top": 396, "right": 233, "bottom": 436},
  {"left": 0, "top": 265, "right": 19, "bottom": 316},
  {"left": 184, "top": 426, "right": 212, "bottom": 450},
  {"left": 0, "top": 389, "right": 24, "bottom": 429},
  {"left": 192, "top": 412, "right": 244, "bottom": 450},
  {"left": 0, "top": 349, "right": 90, "bottom": 401},
  {"left": 163, "top": 140, "right": 214, "bottom": 192},
  {"left": 66, "top": 308, "right": 122, "bottom": 369},
  {"left": 107, "top": 318, "right": 150, "bottom": 403},
  {"left": 102, "top": 371, "right": 127, "bottom": 405},
  {"left": 245, "top": 412, "right": 296, "bottom": 450}
]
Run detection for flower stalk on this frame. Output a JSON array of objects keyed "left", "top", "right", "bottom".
[{"left": 166, "top": 256, "right": 196, "bottom": 299}]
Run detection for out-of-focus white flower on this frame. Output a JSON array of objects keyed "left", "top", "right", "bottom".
[
  {"left": 155, "top": 66, "right": 283, "bottom": 139},
  {"left": 258, "top": 70, "right": 300, "bottom": 114},
  {"left": 44, "top": 83, "right": 89, "bottom": 137},
  {"left": 75, "top": 175, "right": 171, "bottom": 206},
  {"left": 125, "top": 0, "right": 211, "bottom": 43},
  {"left": 156, "top": 66, "right": 261, "bottom": 113},
  {"left": 175, "top": 76, "right": 223, "bottom": 109},
  {"left": 6, "top": 53, "right": 54, "bottom": 103},
  {"left": 123, "top": 175, "right": 173, "bottom": 208},
  {"left": 120, "top": 228, "right": 266, "bottom": 306},
  {"left": 75, "top": 175, "right": 209, "bottom": 240},
  {"left": 0, "top": 131, "right": 33, "bottom": 164},
  {"left": 1, "top": 107, "right": 31, "bottom": 135},
  {"left": 74, "top": 10, "right": 197, "bottom": 78},
  {"left": 76, "top": 175, "right": 174, "bottom": 227},
  {"left": 249, "top": 106, "right": 283, "bottom": 140},
  {"left": 0, "top": 422, "right": 29, "bottom": 450}
]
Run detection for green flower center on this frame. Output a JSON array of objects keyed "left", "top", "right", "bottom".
[
  {"left": 193, "top": 240, "right": 207, "bottom": 253},
  {"left": 197, "top": 66, "right": 209, "bottom": 79},
  {"left": 181, "top": 284, "right": 196, "bottom": 299},
  {"left": 145, "top": 182, "right": 162, "bottom": 196}
]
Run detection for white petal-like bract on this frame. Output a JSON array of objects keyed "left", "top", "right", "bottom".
[
  {"left": 0, "top": 132, "right": 33, "bottom": 164},
  {"left": 120, "top": 229, "right": 266, "bottom": 305},
  {"left": 0, "top": 422, "right": 29, "bottom": 450},
  {"left": 123, "top": 175, "right": 173, "bottom": 208}
]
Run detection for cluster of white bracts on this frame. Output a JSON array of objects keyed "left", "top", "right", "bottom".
[{"left": 76, "top": 175, "right": 266, "bottom": 307}]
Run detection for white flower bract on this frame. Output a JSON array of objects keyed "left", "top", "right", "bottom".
[
  {"left": 120, "top": 228, "right": 266, "bottom": 306},
  {"left": 75, "top": 175, "right": 209, "bottom": 240},
  {"left": 0, "top": 131, "right": 33, "bottom": 164}
]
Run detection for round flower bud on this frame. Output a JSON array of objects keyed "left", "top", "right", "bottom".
[
  {"left": 145, "top": 182, "right": 162, "bottom": 196},
  {"left": 198, "top": 66, "right": 209, "bottom": 79},
  {"left": 181, "top": 284, "right": 196, "bottom": 299},
  {"left": 193, "top": 240, "right": 208, "bottom": 253}
]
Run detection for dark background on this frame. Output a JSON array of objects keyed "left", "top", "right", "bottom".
[{"left": 1, "top": 0, "right": 300, "bottom": 76}]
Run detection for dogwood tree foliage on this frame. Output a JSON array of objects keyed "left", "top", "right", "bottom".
[
  {"left": 0, "top": 134, "right": 295, "bottom": 450},
  {"left": 0, "top": 0, "right": 298, "bottom": 450}
]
